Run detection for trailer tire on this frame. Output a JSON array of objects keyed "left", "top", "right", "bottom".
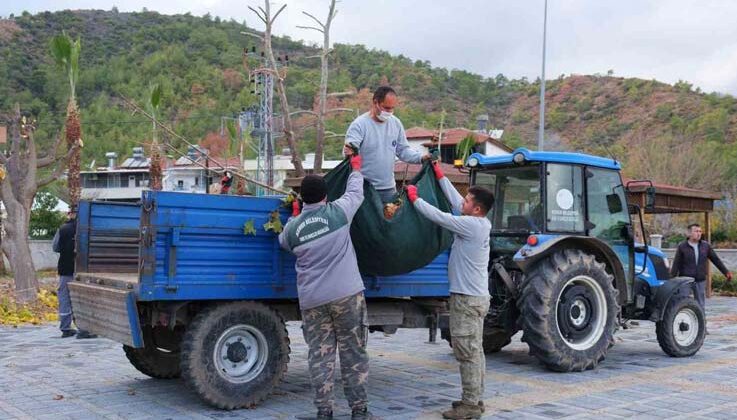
[
  {"left": 123, "top": 326, "right": 182, "bottom": 379},
  {"left": 656, "top": 297, "right": 705, "bottom": 357},
  {"left": 181, "top": 301, "right": 290, "bottom": 410},
  {"left": 518, "top": 249, "right": 619, "bottom": 372}
]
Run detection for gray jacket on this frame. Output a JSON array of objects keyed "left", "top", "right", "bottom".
[
  {"left": 279, "top": 171, "right": 366, "bottom": 309},
  {"left": 413, "top": 177, "right": 491, "bottom": 297},
  {"left": 344, "top": 112, "right": 422, "bottom": 190}
]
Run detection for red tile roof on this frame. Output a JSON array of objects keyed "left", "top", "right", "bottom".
[
  {"left": 409, "top": 127, "right": 512, "bottom": 152},
  {"left": 393, "top": 161, "right": 469, "bottom": 184},
  {"left": 406, "top": 127, "right": 436, "bottom": 139}
]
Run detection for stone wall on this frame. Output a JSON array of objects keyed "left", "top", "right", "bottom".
[{"left": 2, "top": 240, "right": 58, "bottom": 272}]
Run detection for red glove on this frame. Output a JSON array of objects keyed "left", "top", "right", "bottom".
[
  {"left": 407, "top": 185, "right": 419, "bottom": 203},
  {"left": 432, "top": 161, "right": 444, "bottom": 180},
  {"left": 727, "top": 272, "right": 733, "bottom": 282},
  {"left": 292, "top": 200, "right": 301, "bottom": 217},
  {"left": 350, "top": 155, "right": 362, "bottom": 171}
]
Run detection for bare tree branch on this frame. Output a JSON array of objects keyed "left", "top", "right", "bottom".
[
  {"left": 296, "top": 25, "right": 324, "bottom": 33},
  {"left": 271, "top": 4, "right": 287, "bottom": 24},
  {"left": 325, "top": 107, "right": 355, "bottom": 115},
  {"left": 248, "top": 6, "right": 268, "bottom": 24},
  {"left": 290, "top": 110, "right": 318, "bottom": 117},
  {"left": 240, "top": 30, "right": 264, "bottom": 41},
  {"left": 327, "top": 91, "right": 354, "bottom": 97},
  {"left": 37, "top": 133, "right": 65, "bottom": 168},
  {"left": 301, "top": 11, "right": 325, "bottom": 29},
  {"left": 36, "top": 144, "right": 77, "bottom": 189}
]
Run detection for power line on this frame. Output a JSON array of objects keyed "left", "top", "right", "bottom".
[{"left": 33, "top": 115, "right": 227, "bottom": 127}]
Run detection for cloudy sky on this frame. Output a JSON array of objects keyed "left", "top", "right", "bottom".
[{"left": 3, "top": 0, "right": 737, "bottom": 96}]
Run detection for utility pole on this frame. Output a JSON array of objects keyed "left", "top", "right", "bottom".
[{"left": 538, "top": 0, "right": 548, "bottom": 151}]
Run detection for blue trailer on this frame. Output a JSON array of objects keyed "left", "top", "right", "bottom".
[
  {"left": 69, "top": 190, "right": 450, "bottom": 409},
  {"left": 69, "top": 148, "right": 705, "bottom": 409}
]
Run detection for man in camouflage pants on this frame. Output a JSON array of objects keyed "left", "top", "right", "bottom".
[
  {"left": 279, "top": 154, "right": 371, "bottom": 420},
  {"left": 408, "top": 162, "right": 494, "bottom": 419}
]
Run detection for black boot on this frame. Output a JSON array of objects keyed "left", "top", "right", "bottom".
[
  {"left": 351, "top": 406, "right": 374, "bottom": 420},
  {"left": 316, "top": 407, "right": 333, "bottom": 420}
]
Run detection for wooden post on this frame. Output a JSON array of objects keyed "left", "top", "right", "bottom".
[{"left": 705, "top": 211, "right": 712, "bottom": 298}]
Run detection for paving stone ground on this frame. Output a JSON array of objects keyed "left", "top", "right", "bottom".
[{"left": 2, "top": 297, "right": 737, "bottom": 419}]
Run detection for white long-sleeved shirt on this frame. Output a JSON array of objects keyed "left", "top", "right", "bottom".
[{"left": 413, "top": 177, "right": 491, "bottom": 297}]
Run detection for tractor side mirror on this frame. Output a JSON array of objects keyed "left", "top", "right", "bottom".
[
  {"left": 645, "top": 186, "right": 656, "bottom": 211},
  {"left": 606, "top": 193, "right": 623, "bottom": 214}
]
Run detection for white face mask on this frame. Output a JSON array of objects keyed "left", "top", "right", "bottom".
[{"left": 377, "top": 110, "right": 393, "bottom": 122}]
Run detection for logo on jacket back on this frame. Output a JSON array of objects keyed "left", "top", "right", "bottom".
[{"left": 295, "top": 216, "right": 330, "bottom": 242}]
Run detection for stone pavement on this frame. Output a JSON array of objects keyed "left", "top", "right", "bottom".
[{"left": 2, "top": 297, "right": 737, "bottom": 420}]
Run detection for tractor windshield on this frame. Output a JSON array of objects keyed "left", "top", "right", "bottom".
[{"left": 475, "top": 164, "right": 543, "bottom": 233}]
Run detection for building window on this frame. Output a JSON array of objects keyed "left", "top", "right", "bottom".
[{"left": 177, "top": 180, "right": 184, "bottom": 190}]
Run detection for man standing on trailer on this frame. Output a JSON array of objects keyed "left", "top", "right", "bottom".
[
  {"left": 407, "top": 162, "right": 494, "bottom": 420},
  {"left": 278, "top": 155, "right": 373, "bottom": 420},
  {"left": 343, "top": 85, "right": 431, "bottom": 203}
]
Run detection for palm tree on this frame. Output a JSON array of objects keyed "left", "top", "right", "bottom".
[
  {"left": 50, "top": 31, "right": 82, "bottom": 208},
  {"left": 148, "top": 83, "right": 163, "bottom": 190},
  {"left": 456, "top": 133, "right": 477, "bottom": 165}
]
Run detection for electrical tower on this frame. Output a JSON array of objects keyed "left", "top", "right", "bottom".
[{"left": 244, "top": 47, "right": 286, "bottom": 196}]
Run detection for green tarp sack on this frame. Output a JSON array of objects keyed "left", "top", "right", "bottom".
[{"left": 324, "top": 159, "right": 453, "bottom": 276}]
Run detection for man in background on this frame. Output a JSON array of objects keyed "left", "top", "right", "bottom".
[
  {"left": 670, "top": 223, "right": 733, "bottom": 320},
  {"left": 52, "top": 209, "right": 95, "bottom": 339}
]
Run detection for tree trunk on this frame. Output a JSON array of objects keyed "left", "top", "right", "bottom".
[
  {"left": 261, "top": 1, "right": 305, "bottom": 177},
  {"left": 0, "top": 183, "right": 38, "bottom": 304},
  {"left": 65, "top": 100, "right": 82, "bottom": 208},
  {"left": 313, "top": 0, "right": 336, "bottom": 173}
]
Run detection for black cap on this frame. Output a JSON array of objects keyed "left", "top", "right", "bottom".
[{"left": 300, "top": 175, "right": 327, "bottom": 204}]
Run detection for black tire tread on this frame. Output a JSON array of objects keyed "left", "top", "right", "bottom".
[
  {"left": 180, "top": 301, "right": 290, "bottom": 410},
  {"left": 123, "top": 344, "right": 181, "bottom": 379},
  {"left": 518, "top": 249, "right": 619, "bottom": 372},
  {"left": 656, "top": 297, "right": 705, "bottom": 357}
]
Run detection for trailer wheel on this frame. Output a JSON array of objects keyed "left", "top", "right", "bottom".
[
  {"left": 181, "top": 301, "right": 290, "bottom": 410},
  {"left": 656, "top": 297, "right": 705, "bottom": 357},
  {"left": 518, "top": 249, "right": 619, "bottom": 372},
  {"left": 123, "top": 326, "right": 182, "bottom": 379}
]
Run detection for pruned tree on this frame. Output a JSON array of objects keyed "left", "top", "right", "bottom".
[
  {"left": 297, "top": 0, "right": 337, "bottom": 172},
  {"left": 244, "top": 1, "right": 305, "bottom": 177},
  {"left": 0, "top": 105, "right": 76, "bottom": 303},
  {"left": 50, "top": 31, "right": 83, "bottom": 208}
]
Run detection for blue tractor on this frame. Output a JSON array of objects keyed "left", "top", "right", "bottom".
[{"left": 441, "top": 147, "right": 706, "bottom": 371}]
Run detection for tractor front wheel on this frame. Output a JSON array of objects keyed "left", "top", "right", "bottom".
[{"left": 656, "top": 297, "right": 705, "bottom": 357}]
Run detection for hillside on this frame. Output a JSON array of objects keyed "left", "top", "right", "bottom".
[{"left": 1, "top": 9, "right": 736, "bottom": 194}]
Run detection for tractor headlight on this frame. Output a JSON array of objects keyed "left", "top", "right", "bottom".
[
  {"left": 513, "top": 152, "right": 526, "bottom": 165},
  {"left": 467, "top": 157, "right": 479, "bottom": 168}
]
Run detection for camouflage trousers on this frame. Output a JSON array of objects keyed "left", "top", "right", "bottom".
[
  {"left": 449, "top": 293, "right": 490, "bottom": 405},
  {"left": 301, "top": 291, "right": 369, "bottom": 411}
]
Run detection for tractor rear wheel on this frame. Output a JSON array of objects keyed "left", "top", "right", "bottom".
[{"left": 518, "top": 249, "right": 619, "bottom": 372}]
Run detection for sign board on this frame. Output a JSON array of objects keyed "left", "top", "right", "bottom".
[{"left": 0, "top": 125, "right": 6, "bottom": 144}]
